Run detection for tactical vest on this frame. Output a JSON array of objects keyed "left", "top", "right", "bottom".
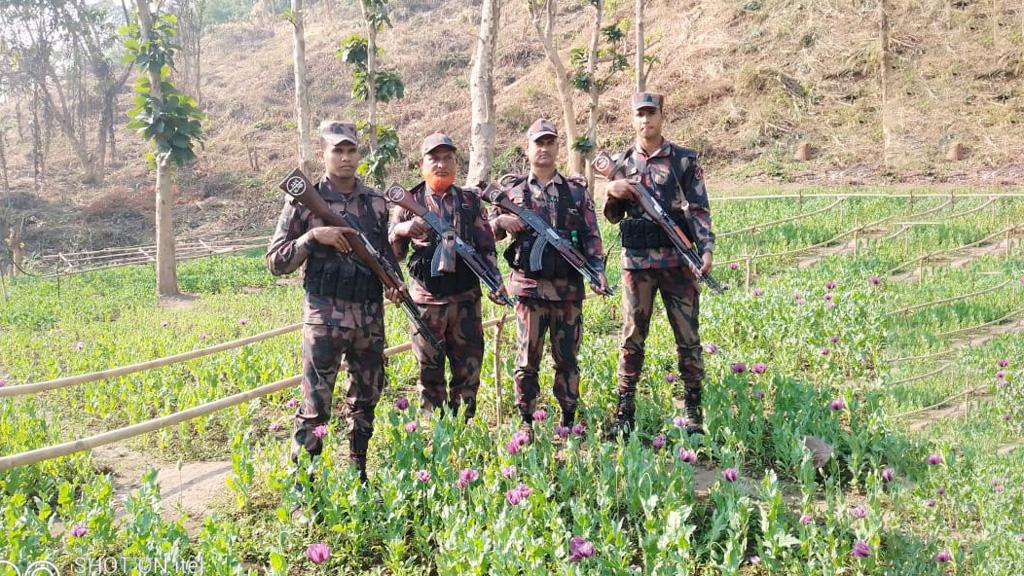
[
  {"left": 303, "top": 189, "right": 384, "bottom": 302},
  {"left": 503, "top": 176, "right": 583, "bottom": 280},
  {"left": 407, "top": 185, "right": 481, "bottom": 297},
  {"left": 619, "top": 145, "right": 696, "bottom": 250}
]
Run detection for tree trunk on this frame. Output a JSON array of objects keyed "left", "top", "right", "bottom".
[
  {"left": 879, "top": 0, "right": 891, "bottom": 170},
  {"left": 530, "top": 0, "right": 583, "bottom": 176},
  {"left": 584, "top": 0, "right": 603, "bottom": 192},
  {"left": 0, "top": 128, "right": 8, "bottom": 195},
  {"left": 635, "top": 0, "right": 645, "bottom": 91},
  {"left": 30, "top": 86, "right": 44, "bottom": 193},
  {"left": 364, "top": 13, "right": 379, "bottom": 151},
  {"left": 291, "top": 0, "right": 314, "bottom": 173},
  {"left": 137, "top": 0, "right": 179, "bottom": 298},
  {"left": 467, "top": 0, "right": 501, "bottom": 186}
]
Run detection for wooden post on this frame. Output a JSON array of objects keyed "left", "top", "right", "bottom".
[
  {"left": 853, "top": 229, "right": 860, "bottom": 257},
  {"left": 493, "top": 314, "right": 508, "bottom": 428},
  {"left": 744, "top": 256, "right": 752, "bottom": 289}
]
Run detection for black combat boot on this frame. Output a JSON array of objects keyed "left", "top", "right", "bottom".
[
  {"left": 560, "top": 407, "right": 576, "bottom": 428},
  {"left": 350, "top": 434, "right": 370, "bottom": 484},
  {"left": 608, "top": 393, "right": 635, "bottom": 439},
  {"left": 683, "top": 380, "right": 705, "bottom": 436}
]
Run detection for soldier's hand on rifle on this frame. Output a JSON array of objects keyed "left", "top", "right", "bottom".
[
  {"left": 384, "top": 284, "right": 404, "bottom": 305},
  {"left": 495, "top": 214, "right": 526, "bottom": 234},
  {"left": 310, "top": 226, "right": 355, "bottom": 254},
  {"left": 605, "top": 179, "right": 638, "bottom": 201},
  {"left": 596, "top": 272, "right": 611, "bottom": 296},
  {"left": 700, "top": 252, "right": 713, "bottom": 274},
  {"left": 488, "top": 286, "right": 511, "bottom": 306},
  {"left": 399, "top": 217, "right": 430, "bottom": 239}
]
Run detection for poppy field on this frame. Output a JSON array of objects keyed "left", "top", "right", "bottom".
[{"left": 1, "top": 191, "right": 1023, "bottom": 575}]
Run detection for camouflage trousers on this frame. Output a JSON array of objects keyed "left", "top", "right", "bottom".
[
  {"left": 294, "top": 320, "right": 385, "bottom": 459},
  {"left": 514, "top": 297, "right": 583, "bottom": 426},
  {"left": 617, "top": 267, "right": 704, "bottom": 412},
  {"left": 411, "top": 298, "right": 485, "bottom": 418}
]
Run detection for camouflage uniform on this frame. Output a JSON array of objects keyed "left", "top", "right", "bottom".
[
  {"left": 390, "top": 172, "right": 500, "bottom": 420},
  {"left": 492, "top": 169, "right": 605, "bottom": 427},
  {"left": 267, "top": 169, "right": 394, "bottom": 472},
  {"left": 604, "top": 93, "right": 715, "bottom": 430}
]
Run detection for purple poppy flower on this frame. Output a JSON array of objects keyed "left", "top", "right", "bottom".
[
  {"left": 830, "top": 335, "right": 840, "bottom": 344},
  {"left": 239, "top": 318, "right": 248, "bottom": 326},
  {"left": 199, "top": 334, "right": 208, "bottom": 341},
  {"left": 927, "top": 453, "right": 943, "bottom": 465},
  {"left": 925, "top": 498, "right": 936, "bottom": 508},
  {"left": 723, "top": 468, "right": 739, "bottom": 482},
  {"left": 731, "top": 362, "right": 747, "bottom": 374},
  {"left": 456, "top": 468, "right": 479, "bottom": 489},
  {"left": 505, "top": 483, "right": 532, "bottom": 505},
  {"left": 1003, "top": 413, "right": 1012, "bottom": 421},
  {"left": 820, "top": 347, "right": 831, "bottom": 356},
  {"left": 852, "top": 540, "right": 871, "bottom": 558},
  {"left": 996, "top": 370, "right": 1006, "bottom": 379},
  {"left": 532, "top": 409, "right": 548, "bottom": 422},
  {"left": 269, "top": 421, "right": 281, "bottom": 432},
  {"left": 830, "top": 399, "right": 845, "bottom": 411},
  {"left": 312, "top": 425, "right": 328, "bottom": 439},
  {"left": 568, "top": 536, "right": 596, "bottom": 561},
  {"left": 501, "top": 465, "right": 517, "bottom": 479},
  {"left": 752, "top": 362, "right": 767, "bottom": 374},
  {"left": 936, "top": 486, "right": 946, "bottom": 496},
  {"left": 992, "top": 481, "right": 1005, "bottom": 493},
  {"left": 306, "top": 543, "right": 330, "bottom": 564},
  {"left": 665, "top": 373, "right": 677, "bottom": 383},
  {"left": 935, "top": 550, "right": 952, "bottom": 563},
  {"left": 416, "top": 469, "right": 431, "bottom": 483},
  {"left": 850, "top": 506, "right": 867, "bottom": 519},
  {"left": 729, "top": 262, "right": 739, "bottom": 270},
  {"left": 706, "top": 343, "right": 719, "bottom": 354},
  {"left": 749, "top": 555, "right": 761, "bottom": 565},
  {"left": 286, "top": 398, "right": 299, "bottom": 409},
  {"left": 678, "top": 448, "right": 697, "bottom": 464},
  {"left": 795, "top": 297, "right": 806, "bottom": 306},
  {"left": 997, "top": 358, "right": 1009, "bottom": 368},
  {"left": 882, "top": 467, "right": 895, "bottom": 482},
  {"left": 70, "top": 525, "right": 88, "bottom": 538},
  {"left": 652, "top": 435, "right": 666, "bottom": 450},
  {"left": 826, "top": 280, "right": 837, "bottom": 290},
  {"left": 754, "top": 389, "right": 765, "bottom": 400},
  {"left": 825, "top": 301, "right": 835, "bottom": 310},
  {"left": 555, "top": 425, "right": 570, "bottom": 439},
  {"left": 0, "top": 378, "right": 6, "bottom": 388},
  {"left": 997, "top": 378, "right": 1008, "bottom": 388},
  {"left": 76, "top": 341, "right": 84, "bottom": 352},
  {"left": 824, "top": 293, "right": 833, "bottom": 301},
  {"left": 753, "top": 288, "right": 764, "bottom": 297},
  {"left": 161, "top": 320, "right": 169, "bottom": 328},
  {"left": 800, "top": 514, "right": 813, "bottom": 525},
  {"left": 572, "top": 423, "right": 586, "bottom": 436},
  {"left": 673, "top": 415, "right": 689, "bottom": 428},
  {"left": 869, "top": 276, "right": 881, "bottom": 286},
  {"left": 395, "top": 397, "right": 409, "bottom": 411},
  {"left": 405, "top": 421, "right": 418, "bottom": 433}
]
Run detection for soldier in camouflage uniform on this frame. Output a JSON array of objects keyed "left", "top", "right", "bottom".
[
  {"left": 267, "top": 121, "right": 402, "bottom": 482},
  {"left": 490, "top": 119, "right": 608, "bottom": 431},
  {"left": 390, "top": 133, "right": 508, "bottom": 420},
  {"left": 603, "top": 93, "right": 715, "bottom": 436}
]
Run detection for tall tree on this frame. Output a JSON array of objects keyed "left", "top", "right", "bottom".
[
  {"left": 287, "top": 0, "right": 314, "bottom": 173},
  {"left": 879, "top": 0, "right": 891, "bottom": 169},
  {"left": 528, "top": 0, "right": 584, "bottom": 176},
  {"left": 466, "top": 0, "right": 502, "bottom": 187},
  {"left": 634, "top": 0, "right": 644, "bottom": 91},
  {"left": 125, "top": 3, "right": 203, "bottom": 298}
]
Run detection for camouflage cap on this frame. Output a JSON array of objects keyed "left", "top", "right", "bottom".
[
  {"left": 421, "top": 132, "right": 457, "bottom": 155},
  {"left": 527, "top": 118, "right": 558, "bottom": 141},
  {"left": 631, "top": 92, "right": 664, "bottom": 111},
  {"left": 318, "top": 121, "right": 359, "bottom": 146}
]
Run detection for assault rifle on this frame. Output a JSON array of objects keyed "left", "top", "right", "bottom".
[
  {"left": 278, "top": 168, "right": 443, "bottom": 352},
  {"left": 592, "top": 152, "right": 724, "bottom": 294}
]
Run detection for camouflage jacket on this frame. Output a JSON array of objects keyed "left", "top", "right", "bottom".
[
  {"left": 389, "top": 182, "right": 500, "bottom": 305},
  {"left": 491, "top": 172, "right": 605, "bottom": 301},
  {"left": 266, "top": 176, "right": 394, "bottom": 327},
  {"left": 603, "top": 140, "right": 715, "bottom": 271}
]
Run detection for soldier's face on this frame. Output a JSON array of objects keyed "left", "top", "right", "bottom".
[
  {"left": 320, "top": 142, "right": 360, "bottom": 179},
  {"left": 528, "top": 135, "right": 558, "bottom": 170},
  {"left": 422, "top": 147, "right": 457, "bottom": 178},
  {"left": 633, "top": 107, "right": 664, "bottom": 140}
]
